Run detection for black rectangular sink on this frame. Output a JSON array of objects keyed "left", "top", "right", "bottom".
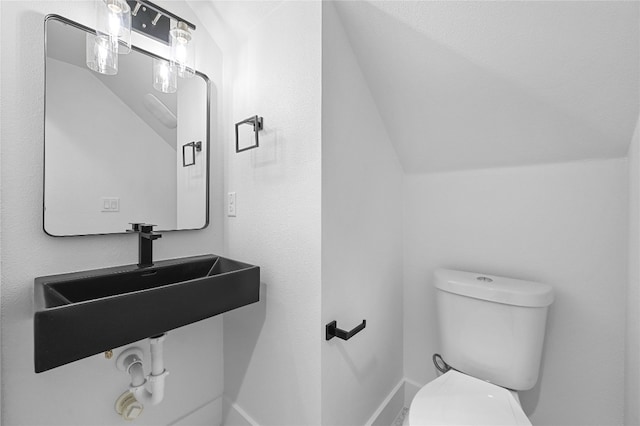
[{"left": 34, "top": 254, "right": 259, "bottom": 373}]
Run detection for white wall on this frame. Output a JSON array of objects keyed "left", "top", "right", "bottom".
[
  {"left": 403, "top": 159, "right": 628, "bottom": 425},
  {"left": 0, "top": 1, "right": 226, "bottom": 424},
  {"left": 321, "top": 3, "right": 404, "bottom": 425},
  {"left": 45, "top": 58, "right": 177, "bottom": 235},
  {"left": 626, "top": 116, "right": 640, "bottom": 426},
  {"left": 222, "top": 1, "right": 323, "bottom": 424}
]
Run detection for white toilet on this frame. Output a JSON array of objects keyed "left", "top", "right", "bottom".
[{"left": 408, "top": 269, "right": 554, "bottom": 426}]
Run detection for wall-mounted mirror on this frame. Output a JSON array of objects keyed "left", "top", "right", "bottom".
[{"left": 44, "top": 15, "right": 210, "bottom": 236}]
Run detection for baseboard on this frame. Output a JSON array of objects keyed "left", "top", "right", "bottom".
[
  {"left": 170, "top": 396, "right": 222, "bottom": 426},
  {"left": 220, "top": 380, "right": 425, "bottom": 426},
  {"left": 221, "top": 396, "right": 260, "bottom": 426},
  {"left": 403, "top": 378, "right": 422, "bottom": 407},
  {"left": 365, "top": 378, "right": 425, "bottom": 426},
  {"left": 366, "top": 379, "right": 405, "bottom": 426}
]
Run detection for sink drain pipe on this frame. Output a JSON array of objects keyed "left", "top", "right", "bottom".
[
  {"left": 116, "top": 334, "right": 169, "bottom": 412},
  {"left": 130, "top": 334, "right": 168, "bottom": 405}
]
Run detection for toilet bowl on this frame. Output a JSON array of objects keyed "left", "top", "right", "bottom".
[
  {"left": 408, "top": 370, "right": 530, "bottom": 426},
  {"left": 406, "top": 269, "right": 553, "bottom": 426}
]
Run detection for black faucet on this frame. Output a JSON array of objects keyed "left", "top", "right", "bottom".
[{"left": 128, "top": 223, "right": 162, "bottom": 267}]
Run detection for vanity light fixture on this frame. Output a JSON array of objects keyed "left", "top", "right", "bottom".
[
  {"left": 100, "top": 0, "right": 132, "bottom": 54},
  {"left": 170, "top": 21, "right": 195, "bottom": 79},
  {"left": 87, "top": 0, "right": 131, "bottom": 75},
  {"left": 152, "top": 58, "right": 177, "bottom": 94},
  {"left": 127, "top": 0, "right": 197, "bottom": 90},
  {"left": 88, "top": 0, "right": 197, "bottom": 90},
  {"left": 86, "top": 32, "right": 119, "bottom": 75}
]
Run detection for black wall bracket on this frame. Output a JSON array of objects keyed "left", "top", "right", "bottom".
[
  {"left": 182, "top": 141, "right": 202, "bottom": 167},
  {"left": 326, "top": 319, "right": 366, "bottom": 341},
  {"left": 235, "top": 115, "right": 264, "bottom": 153},
  {"left": 126, "top": 0, "right": 196, "bottom": 45}
]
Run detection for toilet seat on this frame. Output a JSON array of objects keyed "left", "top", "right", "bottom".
[{"left": 408, "top": 370, "right": 531, "bottom": 426}]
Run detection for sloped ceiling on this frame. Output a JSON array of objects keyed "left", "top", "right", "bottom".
[
  {"left": 186, "top": 1, "right": 284, "bottom": 52},
  {"left": 198, "top": 0, "right": 639, "bottom": 174},
  {"left": 334, "top": 1, "right": 640, "bottom": 173}
]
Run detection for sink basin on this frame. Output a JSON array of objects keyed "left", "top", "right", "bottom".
[{"left": 34, "top": 254, "right": 259, "bottom": 373}]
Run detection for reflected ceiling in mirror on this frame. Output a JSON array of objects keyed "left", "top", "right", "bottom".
[{"left": 44, "top": 15, "right": 210, "bottom": 236}]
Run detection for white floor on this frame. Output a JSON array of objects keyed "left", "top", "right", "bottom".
[{"left": 393, "top": 407, "right": 409, "bottom": 426}]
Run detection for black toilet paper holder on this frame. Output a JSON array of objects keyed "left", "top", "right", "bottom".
[{"left": 325, "top": 319, "right": 366, "bottom": 341}]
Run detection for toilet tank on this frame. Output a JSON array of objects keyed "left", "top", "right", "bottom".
[{"left": 434, "top": 269, "right": 554, "bottom": 391}]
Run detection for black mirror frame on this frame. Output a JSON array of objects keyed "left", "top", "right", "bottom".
[{"left": 42, "top": 14, "right": 211, "bottom": 237}]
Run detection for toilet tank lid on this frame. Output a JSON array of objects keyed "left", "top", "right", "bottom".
[{"left": 434, "top": 269, "right": 554, "bottom": 307}]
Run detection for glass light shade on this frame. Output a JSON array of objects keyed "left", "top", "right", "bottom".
[
  {"left": 170, "top": 21, "right": 195, "bottom": 78},
  {"left": 153, "top": 58, "right": 177, "bottom": 94},
  {"left": 86, "top": 33, "right": 118, "bottom": 75},
  {"left": 96, "top": 0, "right": 131, "bottom": 54}
]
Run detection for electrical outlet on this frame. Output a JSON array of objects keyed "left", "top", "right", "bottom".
[{"left": 228, "top": 192, "right": 236, "bottom": 217}]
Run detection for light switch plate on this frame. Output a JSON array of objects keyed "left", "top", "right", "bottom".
[
  {"left": 101, "top": 197, "right": 120, "bottom": 212},
  {"left": 228, "top": 192, "right": 236, "bottom": 217}
]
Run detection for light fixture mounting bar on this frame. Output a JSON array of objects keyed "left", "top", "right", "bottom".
[{"left": 126, "top": 0, "right": 196, "bottom": 44}]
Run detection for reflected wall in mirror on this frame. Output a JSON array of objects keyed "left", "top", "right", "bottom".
[{"left": 44, "top": 15, "right": 210, "bottom": 236}]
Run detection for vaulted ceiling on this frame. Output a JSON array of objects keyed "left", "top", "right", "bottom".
[
  {"left": 334, "top": 1, "right": 639, "bottom": 173},
  {"left": 196, "top": 0, "right": 639, "bottom": 174}
]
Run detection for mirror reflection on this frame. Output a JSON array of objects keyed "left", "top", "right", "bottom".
[{"left": 44, "top": 16, "right": 209, "bottom": 236}]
